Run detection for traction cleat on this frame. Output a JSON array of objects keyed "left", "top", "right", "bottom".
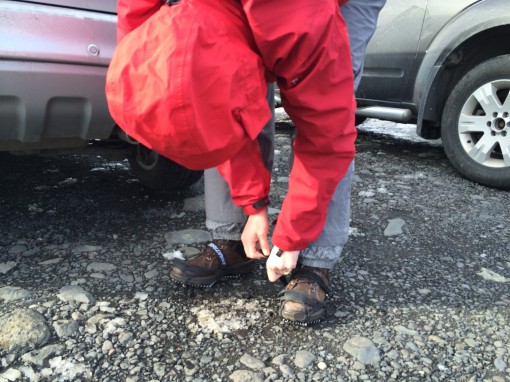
[{"left": 170, "top": 240, "right": 255, "bottom": 287}]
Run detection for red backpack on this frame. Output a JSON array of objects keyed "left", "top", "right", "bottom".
[{"left": 106, "top": 0, "right": 271, "bottom": 170}]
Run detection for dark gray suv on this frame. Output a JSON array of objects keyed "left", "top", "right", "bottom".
[
  {"left": 0, "top": 0, "right": 202, "bottom": 190},
  {"left": 356, "top": 0, "right": 510, "bottom": 189}
]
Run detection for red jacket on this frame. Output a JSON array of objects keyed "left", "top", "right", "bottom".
[{"left": 114, "top": 0, "right": 356, "bottom": 251}]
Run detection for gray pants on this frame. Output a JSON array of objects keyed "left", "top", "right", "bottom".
[{"left": 205, "top": 0, "right": 385, "bottom": 269}]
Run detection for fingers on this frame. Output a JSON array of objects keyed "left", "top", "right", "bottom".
[
  {"left": 241, "top": 210, "right": 269, "bottom": 259},
  {"left": 241, "top": 230, "right": 267, "bottom": 259},
  {"left": 266, "top": 247, "right": 299, "bottom": 282},
  {"left": 258, "top": 235, "right": 270, "bottom": 257}
]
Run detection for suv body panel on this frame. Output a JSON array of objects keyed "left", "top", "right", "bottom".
[
  {"left": 0, "top": 0, "right": 116, "bottom": 151},
  {"left": 358, "top": 0, "right": 510, "bottom": 133},
  {"left": 414, "top": 0, "right": 510, "bottom": 132},
  {"left": 356, "top": 0, "right": 426, "bottom": 105},
  {"left": 15, "top": 0, "right": 117, "bottom": 13}
]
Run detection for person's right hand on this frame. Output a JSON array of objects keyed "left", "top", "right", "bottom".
[
  {"left": 241, "top": 209, "right": 270, "bottom": 259},
  {"left": 266, "top": 246, "right": 299, "bottom": 282}
]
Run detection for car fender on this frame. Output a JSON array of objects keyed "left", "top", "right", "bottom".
[{"left": 414, "top": 0, "right": 510, "bottom": 135}]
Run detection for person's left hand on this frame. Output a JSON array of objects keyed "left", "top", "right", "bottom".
[
  {"left": 241, "top": 209, "right": 270, "bottom": 259},
  {"left": 266, "top": 246, "right": 299, "bottom": 282}
]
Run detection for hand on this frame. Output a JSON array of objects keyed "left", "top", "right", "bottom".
[
  {"left": 266, "top": 246, "right": 299, "bottom": 282},
  {"left": 241, "top": 209, "right": 270, "bottom": 259}
]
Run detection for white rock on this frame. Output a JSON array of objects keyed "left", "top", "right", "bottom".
[
  {"left": 0, "top": 286, "right": 33, "bottom": 301},
  {"left": 0, "top": 368, "right": 21, "bottom": 381},
  {"left": 384, "top": 218, "right": 406, "bottom": 236},
  {"left": 39, "top": 258, "right": 62, "bottom": 265},
  {"left": 57, "top": 286, "right": 95, "bottom": 304},
  {"left": 343, "top": 337, "right": 381, "bottom": 365},
  {"left": 229, "top": 370, "right": 264, "bottom": 382},
  {"left": 86, "top": 262, "right": 117, "bottom": 272},
  {"left": 162, "top": 251, "right": 185, "bottom": 261},
  {"left": 294, "top": 350, "right": 316, "bottom": 368},
  {"left": 477, "top": 268, "right": 509, "bottom": 283},
  {"left": 0, "top": 262, "right": 17, "bottom": 274},
  {"left": 240, "top": 353, "right": 265, "bottom": 370}
]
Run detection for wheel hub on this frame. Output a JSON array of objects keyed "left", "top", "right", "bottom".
[{"left": 490, "top": 112, "right": 509, "bottom": 134}]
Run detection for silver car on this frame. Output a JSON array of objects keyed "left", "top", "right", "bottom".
[
  {"left": 357, "top": 0, "right": 510, "bottom": 189},
  {"left": 0, "top": 0, "right": 202, "bottom": 190}
]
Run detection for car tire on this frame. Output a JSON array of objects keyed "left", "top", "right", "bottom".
[
  {"left": 128, "top": 144, "right": 203, "bottom": 191},
  {"left": 441, "top": 55, "right": 510, "bottom": 189},
  {"left": 355, "top": 116, "right": 367, "bottom": 126}
]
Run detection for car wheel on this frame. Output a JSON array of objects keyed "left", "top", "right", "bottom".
[
  {"left": 128, "top": 144, "right": 203, "bottom": 191},
  {"left": 441, "top": 55, "right": 510, "bottom": 189}
]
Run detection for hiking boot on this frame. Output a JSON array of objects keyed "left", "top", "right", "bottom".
[
  {"left": 170, "top": 240, "right": 255, "bottom": 287},
  {"left": 278, "top": 265, "right": 330, "bottom": 325}
]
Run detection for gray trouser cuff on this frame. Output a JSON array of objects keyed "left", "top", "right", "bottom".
[
  {"left": 299, "top": 245, "right": 345, "bottom": 270},
  {"left": 206, "top": 220, "right": 244, "bottom": 241}
]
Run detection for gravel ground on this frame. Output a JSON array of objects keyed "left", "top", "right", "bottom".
[{"left": 0, "top": 117, "right": 509, "bottom": 382}]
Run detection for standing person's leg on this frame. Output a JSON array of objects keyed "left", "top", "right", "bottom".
[
  {"left": 280, "top": 0, "right": 386, "bottom": 323},
  {"left": 170, "top": 85, "right": 275, "bottom": 286},
  {"left": 341, "top": 0, "right": 387, "bottom": 90},
  {"left": 298, "top": 0, "right": 386, "bottom": 270}
]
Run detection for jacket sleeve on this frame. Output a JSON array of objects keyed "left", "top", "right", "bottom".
[
  {"left": 117, "top": 0, "right": 165, "bottom": 42},
  {"left": 241, "top": 0, "right": 357, "bottom": 251},
  {"left": 216, "top": 138, "right": 272, "bottom": 216}
]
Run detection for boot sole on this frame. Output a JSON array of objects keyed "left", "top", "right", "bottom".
[{"left": 170, "top": 260, "right": 256, "bottom": 287}]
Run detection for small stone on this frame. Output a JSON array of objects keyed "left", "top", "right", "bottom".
[
  {"left": 428, "top": 335, "right": 448, "bottom": 346},
  {"left": 384, "top": 218, "right": 405, "bottom": 236},
  {"left": 119, "top": 273, "right": 135, "bottom": 283},
  {"left": 144, "top": 270, "right": 159, "bottom": 279},
  {"left": 154, "top": 363, "right": 166, "bottom": 378},
  {"left": 39, "top": 258, "right": 63, "bottom": 265},
  {"left": 294, "top": 350, "right": 316, "bottom": 368},
  {"left": 477, "top": 268, "right": 509, "bottom": 283},
  {"left": 279, "top": 364, "right": 295, "bottom": 377},
  {"left": 21, "top": 344, "right": 65, "bottom": 366},
  {"left": 271, "top": 354, "right": 287, "bottom": 366},
  {"left": 53, "top": 320, "right": 79, "bottom": 338},
  {"left": 118, "top": 331, "right": 134, "bottom": 346},
  {"left": 464, "top": 338, "right": 478, "bottom": 348},
  {"left": 86, "top": 262, "right": 117, "bottom": 272},
  {"left": 102, "top": 340, "right": 113, "bottom": 352},
  {"left": 394, "top": 325, "right": 418, "bottom": 336},
  {"left": 240, "top": 353, "right": 265, "bottom": 370},
  {"left": 494, "top": 357, "right": 507, "bottom": 372},
  {"left": 72, "top": 245, "right": 102, "bottom": 254},
  {"left": 134, "top": 292, "right": 149, "bottom": 301},
  {"left": 343, "top": 337, "right": 381, "bottom": 365},
  {"left": 8, "top": 245, "right": 27, "bottom": 254},
  {"left": 229, "top": 370, "right": 264, "bottom": 382},
  {"left": 0, "top": 286, "right": 33, "bottom": 301},
  {"left": 0, "top": 262, "right": 17, "bottom": 274},
  {"left": 0, "top": 368, "right": 21, "bottom": 381},
  {"left": 57, "top": 286, "right": 95, "bottom": 304}
]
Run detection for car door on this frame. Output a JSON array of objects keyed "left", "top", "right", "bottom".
[{"left": 356, "top": 0, "right": 426, "bottom": 106}]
